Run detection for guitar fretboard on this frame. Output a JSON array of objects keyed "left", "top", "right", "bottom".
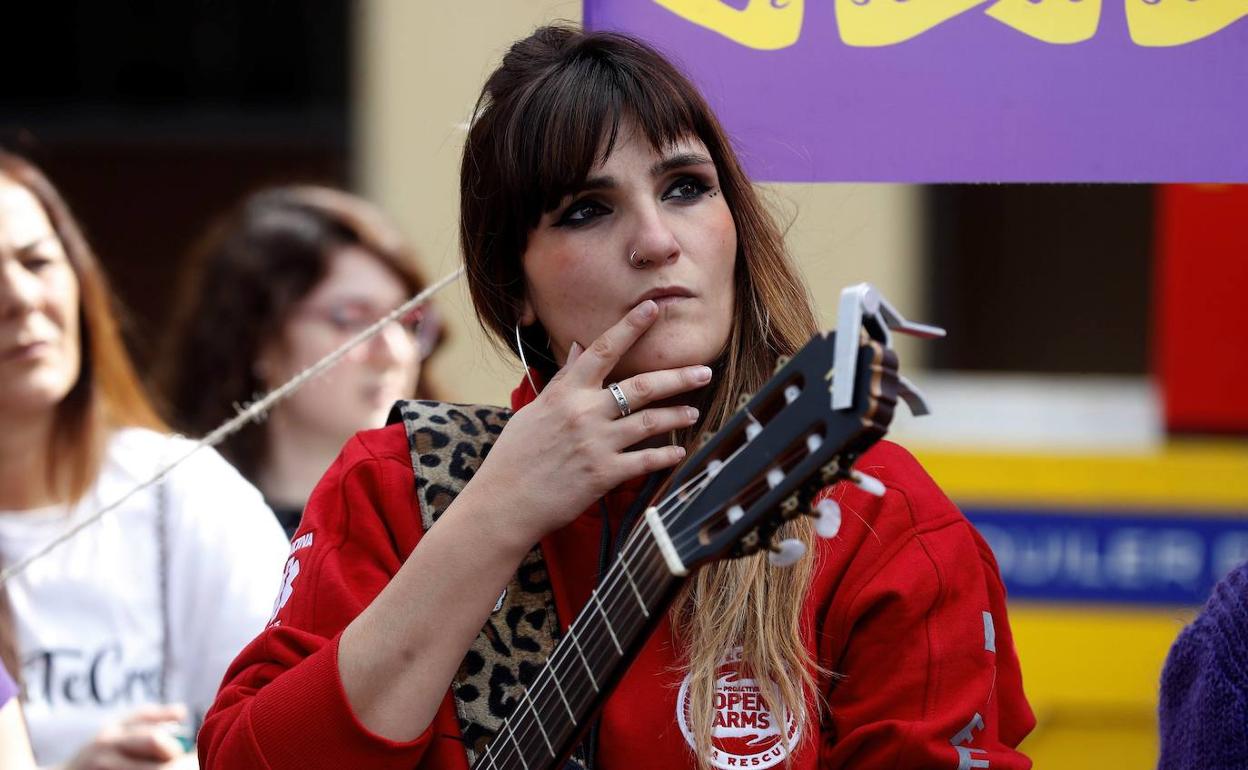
[{"left": 474, "top": 524, "right": 683, "bottom": 770}]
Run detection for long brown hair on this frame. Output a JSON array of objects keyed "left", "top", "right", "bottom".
[
  {"left": 160, "top": 186, "right": 442, "bottom": 484},
  {"left": 0, "top": 150, "right": 164, "bottom": 681},
  {"left": 460, "top": 26, "right": 820, "bottom": 767}
]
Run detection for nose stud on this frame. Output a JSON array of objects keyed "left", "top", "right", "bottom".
[{"left": 628, "top": 250, "right": 650, "bottom": 269}]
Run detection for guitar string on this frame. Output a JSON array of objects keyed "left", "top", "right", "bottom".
[
  {"left": 478, "top": 446, "right": 749, "bottom": 768},
  {"left": 487, "top": 437, "right": 832, "bottom": 770},
  {"left": 483, "top": 354, "right": 891, "bottom": 766},
  {"left": 482, "top": 412, "right": 839, "bottom": 766},
  {"left": 514, "top": 400, "right": 878, "bottom": 765},
  {"left": 479, "top": 466, "right": 717, "bottom": 768},
  {"left": 482, "top": 435, "right": 838, "bottom": 769},
  {"left": 0, "top": 266, "right": 466, "bottom": 587},
  {"left": 480, "top": 427, "right": 799, "bottom": 766}
]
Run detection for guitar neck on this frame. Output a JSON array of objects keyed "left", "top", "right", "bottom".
[{"left": 473, "top": 526, "right": 684, "bottom": 770}]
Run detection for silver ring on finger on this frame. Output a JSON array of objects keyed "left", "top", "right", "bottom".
[{"left": 607, "top": 381, "right": 631, "bottom": 418}]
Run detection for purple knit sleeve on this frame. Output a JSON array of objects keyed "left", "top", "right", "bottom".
[
  {"left": 0, "top": 662, "right": 16, "bottom": 707},
  {"left": 1157, "top": 561, "right": 1248, "bottom": 770}
]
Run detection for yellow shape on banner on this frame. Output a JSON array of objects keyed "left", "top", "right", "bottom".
[
  {"left": 653, "top": 0, "right": 805, "bottom": 50},
  {"left": 1126, "top": 0, "right": 1248, "bottom": 46},
  {"left": 984, "top": 0, "right": 1102, "bottom": 43},
  {"left": 836, "top": 0, "right": 992, "bottom": 46}
]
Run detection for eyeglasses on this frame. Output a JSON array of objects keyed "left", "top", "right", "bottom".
[{"left": 293, "top": 301, "right": 439, "bottom": 361}]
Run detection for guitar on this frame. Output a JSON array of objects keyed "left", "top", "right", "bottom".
[{"left": 472, "top": 284, "right": 944, "bottom": 770}]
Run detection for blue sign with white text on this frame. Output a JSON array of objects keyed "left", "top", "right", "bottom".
[{"left": 964, "top": 508, "right": 1248, "bottom": 606}]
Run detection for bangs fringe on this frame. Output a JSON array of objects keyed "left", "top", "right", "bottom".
[{"left": 490, "top": 37, "right": 710, "bottom": 227}]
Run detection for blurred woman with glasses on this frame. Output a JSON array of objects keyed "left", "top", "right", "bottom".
[{"left": 162, "top": 186, "right": 444, "bottom": 538}]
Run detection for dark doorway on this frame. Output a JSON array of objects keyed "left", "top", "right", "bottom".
[{"left": 926, "top": 185, "right": 1155, "bottom": 375}]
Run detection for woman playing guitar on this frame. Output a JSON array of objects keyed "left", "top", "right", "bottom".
[{"left": 201, "top": 25, "right": 1034, "bottom": 770}]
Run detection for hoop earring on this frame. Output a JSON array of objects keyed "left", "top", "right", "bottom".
[{"left": 515, "top": 323, "right": 540, "bottom": 395}]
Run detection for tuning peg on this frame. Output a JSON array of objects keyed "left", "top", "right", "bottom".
[
  {"left": 766, "top": 467, "right": 784, "bottom": 489},
  {"left": 767, "top": 538, "right": 806, "bottom": 567},
  {"left": 813, "top": 498, "right": 842, "bottom": 538},
  {"left": 850, "top": 471, "right": 885, "bottom": 497}
]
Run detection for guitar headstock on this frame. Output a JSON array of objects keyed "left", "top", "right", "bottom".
[{"left": 645, "top": 284, "right": 945, "bottom": 575}]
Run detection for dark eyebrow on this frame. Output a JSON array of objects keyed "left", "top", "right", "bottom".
[
  {"left": 576, "top": 175, "right": 618, "bottom": 194},
  {"left": 559, "top": 151, "right": 713, "bottom": 203},
  {"left": 651, "top": 152, "right": 713, "bottom": 177}
]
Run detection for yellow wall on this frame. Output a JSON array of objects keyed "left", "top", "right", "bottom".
[
  {"left": 355, "top": 0, "right": 587, "bottom": 403},
  {"left": 354, "top": 0, "right": 924, "bottom": 406},
  {"left": 1007, "top": 604, "right": 1191, "bottom": 768}
]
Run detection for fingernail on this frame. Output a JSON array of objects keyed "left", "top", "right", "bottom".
[
  {"left": 568, "top": 341, "right": 582, "bottom": 361},
  {"left": 686, "top": 406, "right": 699, "bottom": 421},
  {"left": 674, "top": 446, "right": 687, "bottom": 458},
  {"left": 637, "top": 300, "right": 657, "bottom": 318},
  {"left": 694, "top": 365, "right": 712, "bottom": 383}
]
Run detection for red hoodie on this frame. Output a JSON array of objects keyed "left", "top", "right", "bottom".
[{"left": 201, "top": 381, "right": 1034, "bottom": 770}]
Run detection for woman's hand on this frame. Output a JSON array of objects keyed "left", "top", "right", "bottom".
[
  {"left": 59, "top": 704, "right": 190, "bottom": 770},
  {"left": 468, "top": 300, "right": 712, "bottom": 550}
]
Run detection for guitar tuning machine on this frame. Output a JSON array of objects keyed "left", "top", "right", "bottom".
[
  {"left": 819, "top": 458, "right": 842, "bottom": 484},
  {"left": 849, "top": 470, "right": 886, "bottom": 497},
  {"left": 767, "top": 537, "right": 806, "bottom": 567},
  {"left": 779, "top": 493, "right": 802, "bottom": 519},
  {"left": 817, "top": 458, "right": 884, "bottom": 498},
  {"left": 810, "top": 498, "right": 842, "bottom": 539}
]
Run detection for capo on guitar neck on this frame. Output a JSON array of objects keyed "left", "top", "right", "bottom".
[{"left": 832, "top": 283, "right": 945, "bottom": 415}]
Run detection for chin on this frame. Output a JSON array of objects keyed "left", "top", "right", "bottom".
[
  {"left": 371, "top": 396, "right": 407, "bottom": 421},
  {"left": 0, "top": 384, "right": 71, "bottom": 416},
  {"left": 618, "top": 335, "right": 721, "bottom": 379}
]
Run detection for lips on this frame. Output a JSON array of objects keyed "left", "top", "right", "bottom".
[
  {"left": 2, "top": 340, "right": 51, "bottom": 363},
  {"left": 635, "top": 286, "right": 695, "bottom": 306}
]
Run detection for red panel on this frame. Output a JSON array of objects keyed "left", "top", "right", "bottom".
[{"left": 1155, "top": 185, "right": 1248, "bottom": 434}]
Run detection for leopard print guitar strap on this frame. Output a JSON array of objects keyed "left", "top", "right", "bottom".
[{"left": 388, "top": 400, "right": 587, "bottom": 769}]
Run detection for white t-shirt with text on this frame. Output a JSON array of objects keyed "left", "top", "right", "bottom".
[{"left": 0, "top": 428, "right": 290, "bottom": 766}]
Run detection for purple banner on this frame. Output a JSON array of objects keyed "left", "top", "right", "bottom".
[{"left": 584, "top": 0, "right": 1248, "bottom": 182}]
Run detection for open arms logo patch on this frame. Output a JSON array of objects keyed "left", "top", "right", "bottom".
[{"left": 676, "top": 648, "right": 802, "bottom": 769}]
